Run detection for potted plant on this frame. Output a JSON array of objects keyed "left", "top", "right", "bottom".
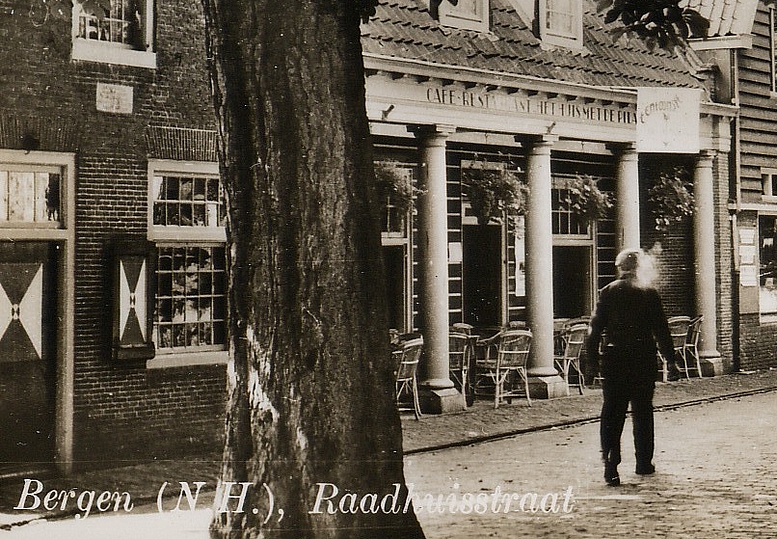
[
  {"left": 461, "top": 161, "right": 529, "bottom": 226},
  {"left": 374, "top": 161, "right": 417, "bottom": 215},
  {"left": 560, "top": 174, "right": 613, "bottom": 225},
  {"left": 647, "top": 166, "right": 694, "bottom": 233}
]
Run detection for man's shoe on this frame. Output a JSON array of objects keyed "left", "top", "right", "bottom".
[
  {"left": 635, "top": 463, "right": 655, "bottom": 475},
  {"left": 604, "top": 462, "right": 620, "bottom": 486}
]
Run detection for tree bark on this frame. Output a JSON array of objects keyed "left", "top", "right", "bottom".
[{"left": 201, "top": 1, "right": 425, "bottom": 537}]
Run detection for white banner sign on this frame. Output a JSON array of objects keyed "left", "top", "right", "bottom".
[{"left": 636, "top": 87, "right": 700, "bottom": 153}]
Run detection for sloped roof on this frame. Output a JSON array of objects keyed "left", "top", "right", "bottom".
[
  {"left": 682, "top": 0, "right": 758, "bottom": 37},
  {"left": 361, "top": 0, "right": 706, "bottom": 90}
]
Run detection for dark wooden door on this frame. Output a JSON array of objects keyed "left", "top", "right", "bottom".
[{"left": 0, "top": 242, "right": 56, "bottom": 467}]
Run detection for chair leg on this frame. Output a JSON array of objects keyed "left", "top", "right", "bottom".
[
  {"left": 522, "top": 370, "right": 532, "bottom": 407},
  {"left": 571, "top": 359, "right": 584, "bottom": 395},
  {"left": 411, "top": 378, "right": 422, "bottom": 420},
  {"left": 562, "top": 361, "right": 571, "bottom": 397}
]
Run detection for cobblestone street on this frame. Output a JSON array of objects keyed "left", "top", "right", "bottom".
[{"left": 405, "top": 391, "right": 777, "bottom": 538}]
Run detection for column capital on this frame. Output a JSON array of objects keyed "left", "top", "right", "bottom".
[
  {"left": 698, "top": 148, "right": 717, "bottom": 161},
  {"left": 696, "top": 149, "right": 716, "bottom": 170},
  {"left": 607, "top": 142, "right": 638, "bottom": 157},
  {"left": 410, "top": 124, "right": 456, "bottom": 143}
]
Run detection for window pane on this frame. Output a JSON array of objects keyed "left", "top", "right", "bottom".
[
  {"left": 154, "top": 244, "right": 228, "bottom": 352},
  {"left": 546, "top": 0, "right": 576, "bottom": 36},
  {"left": 153, "top": 173, "right": 225, "bottom": 228},
  {"left": 760, "top": 216, "right": 777, "bottom": 314},
  {"left": 0, "top": 168, "right": 61, "bottom": 225},
  {"left": 77, "top": 0, "right": 144, "bottom": 49}
]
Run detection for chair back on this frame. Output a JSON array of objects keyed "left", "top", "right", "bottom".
[
  {"left": 560, "top": 323, "right": 588, "bottom": 360},
  {"left": 667, "top": 316, "right": 691, "bottom": 350},
  {"left": 562, "top": 316, "right": 590, "bottom": 331},
  {"left": 449, "top": 331, "right": 470, "bottom": 371},
  {"left": 451, "top": 322, "right": 473, "bottom": 335},
  {"left": 497, "top": 329, "right": 532, "bottom": 369},
  {"left": 687, "top": 315, "right": 703, "bottom": 346},
  {"left": 395, "top": 337, "right": 424, "bottom": 384}
]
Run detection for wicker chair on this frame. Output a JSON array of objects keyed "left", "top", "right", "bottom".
[
  {"left": 475, "top": 329, "right": 532, "bottom": 409},
  {"left": 554, "top": 323, "right": 588, "bottom": 395},
  {"left": 394, "top": 337, "right": 424, "bottom": 419}
]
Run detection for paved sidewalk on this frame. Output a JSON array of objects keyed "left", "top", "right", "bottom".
[
  {"left": 401, "top": 368, "right": 777, "bottom": 453},
  {"left": 2, "top": 368, "right": 776, "bottom": 529}
]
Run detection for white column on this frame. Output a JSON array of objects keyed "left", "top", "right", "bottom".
[
  {"left": 616, "top": 144, "right": 641, "bottom": 251},
  {"left": 525, "top": 136, "right": 557, "bottom": 376},
  {"left": 693, "top": 150, "right": 720, "bottom": 361},
  {"left": 416, "top": 126, "right": 454, "bottom": 390}
]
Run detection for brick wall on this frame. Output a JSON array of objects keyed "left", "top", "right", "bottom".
[{"left": 0, "top": 0, "right": 226, "bottom": 465}]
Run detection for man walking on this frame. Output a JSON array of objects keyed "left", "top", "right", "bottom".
[{"left": 586, "top": 248, "right": 675, "bottom": 486}]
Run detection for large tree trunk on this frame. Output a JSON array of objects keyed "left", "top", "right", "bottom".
[{"left": 201, "top": 1, "right": 425, "bottom": 537}]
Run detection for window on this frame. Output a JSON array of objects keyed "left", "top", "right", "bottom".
[
  {"left": 72, "top": 0, "right": 156, "bottom": 68},
  {"left": 539, "top": 0, "right": 582, "bottom": 48},
  {"left": 760, "top": 215, "right": 777, "bottom": 316},
  {"left": 438, "top": 0, "right": 490, "bottom": 33},
  {"left": 147, "top": 161, "right": 227, "bottom": 367},
  {"left": 762, "top": 169, "right": 777, "bottom": 198},
  {"left": 552, "top": 177, "right": 592, "bottom": 237},
  {"left": 0, "top": 167, "right": 61, "bottom": 226},
  {"left": 154, "top": 245, "right": 227, "bottom": 352}
]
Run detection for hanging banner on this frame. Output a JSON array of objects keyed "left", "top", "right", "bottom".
[{"left": 636, "top": 87, "right": 701, "bottom": 153}]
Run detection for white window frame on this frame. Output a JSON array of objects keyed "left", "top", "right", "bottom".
[
  {"left": 72, "top": 0, "right": 156, "bottom": 69},
  {"left": 539, "top": 0, "right": 583, "bottom": 49},
  {"left": 761, "top": 168, "right": 777, "bottom": 201},
  {"left": 759, "top": 213, "right": 777, "bottom": 321},
  {"left": 771, "top": 7, "right": 777, "bottom": 97},
  {"left": 439, "top": 0, "right": 490, "bottom": 33},
  {"left": 146, "top": 159, "right": 227, "bottom": 369}
]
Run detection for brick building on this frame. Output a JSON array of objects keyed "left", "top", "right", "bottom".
[{"left": 0, "top": 0, "right": 226, "bottom": 475}]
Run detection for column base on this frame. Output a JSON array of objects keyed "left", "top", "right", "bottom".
[
  {"left": 527, "top": 375, "right": 568, "bottom": 400},
  {"left": 419, "top": 387, "right": 466, "bottom": 414},
  {"left": 699, "top": 351, "right": 723, "bottom": 377}
]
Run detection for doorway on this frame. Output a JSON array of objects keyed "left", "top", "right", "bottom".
[
  {"left": 0, "top": 242, "right": 57, "bottom": 467},
  {"left": 463, "top": 224, "right": 503, "bottom": 328},
  {"left": 553, "top": 245, "right": 593, "bottom": 319},
  {"left": 383, "top": 244, "right": 409, "bottom": 332}
]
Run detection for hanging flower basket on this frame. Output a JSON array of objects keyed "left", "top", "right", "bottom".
[
  {"left": 461, "top": 162, "right": 529, "bottom": 226},
  {"left": 560, "top": 175, "right": 613, "bottom": 224},
  {"left": 647, "top": 166, "right": 694, "bottom": 233},
  {"left": 374, "top": 161, "right": 418, "bottom": 215}
]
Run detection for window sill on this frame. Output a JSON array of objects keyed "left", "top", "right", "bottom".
[
  {"left": 72, "top": 40, "right": 156, "bottom": 69},
  {"left": 146, "top": 350, "right": 228, "bottom": 369}
]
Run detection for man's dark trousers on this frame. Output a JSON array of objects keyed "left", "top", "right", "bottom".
[{"left": 600, "top": 375, "right": 655, "bottom": 468}]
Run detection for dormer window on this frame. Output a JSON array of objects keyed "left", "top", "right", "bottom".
[
  {"left": 439, "top": 0, "right": 490, "bottom": 33},
  {"left": 539, "top": 0, "right": 582, "bottom": 48}
]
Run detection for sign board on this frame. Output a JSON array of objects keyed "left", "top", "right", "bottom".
[
  {"left": 636, "top": 87, "right": 700, "bottom": 153},
  {"left": 96, "top": 83, "right": 134, "bottom": 115}
]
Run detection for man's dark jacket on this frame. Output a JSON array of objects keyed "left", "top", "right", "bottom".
[{"left": 586, "top": 277, "right": 675, "bottom": 384}]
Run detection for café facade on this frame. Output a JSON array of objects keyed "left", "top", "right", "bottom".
[{"left": 362, "top": 0, "right": 736, "bottom": 409}]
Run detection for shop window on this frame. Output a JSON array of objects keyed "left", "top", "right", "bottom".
[
  {"left": 0, "top": 168, "right": 61, "bottom": 226},
  {"left": 147, "top": 161, "right": 227, "bottom": 368},
  {"left": 760, "top": 215, "right": 777, "bottom": 316},
  {"left": 539, "top": 0, "right": 582, "bottom": 49},
  {"left": 438, "top": 0, "right": 490, "bottom": 33},
  {"left": 72, "top": 0, "right": 156, "bottom": 68}
]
